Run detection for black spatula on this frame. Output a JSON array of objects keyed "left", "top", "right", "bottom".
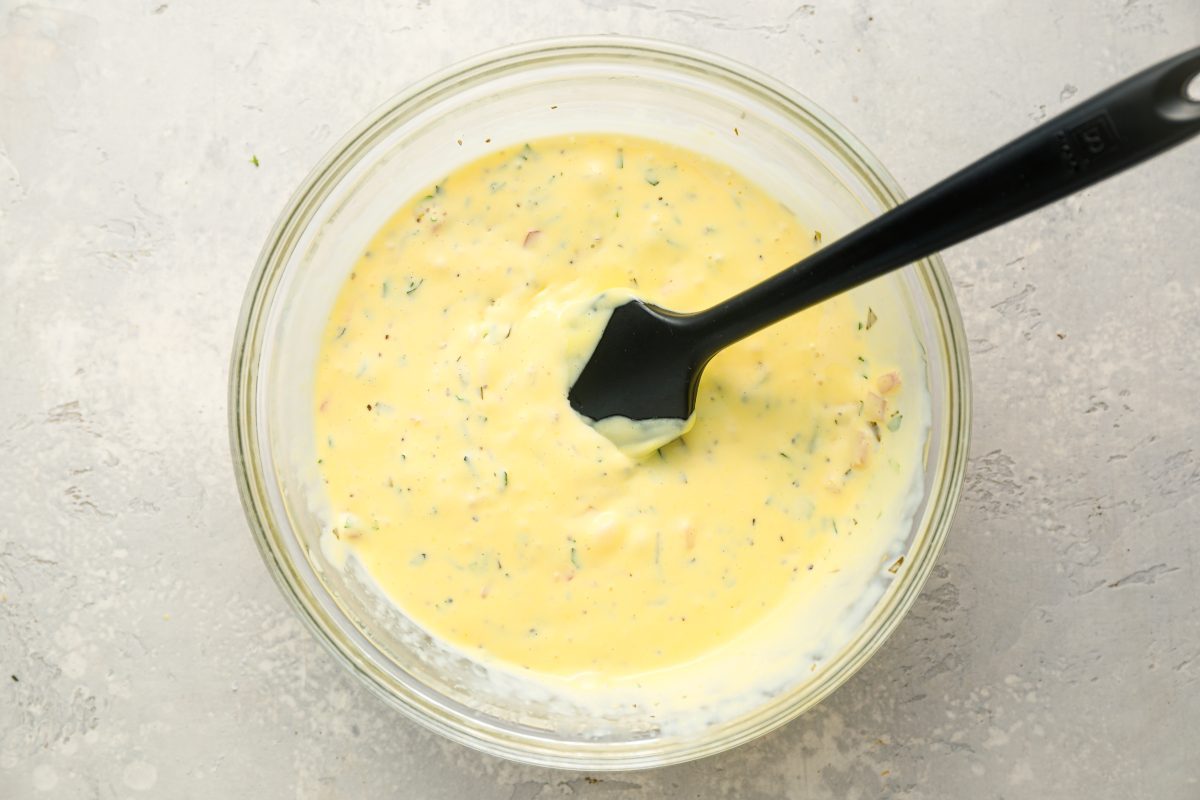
[{"left": 568, "top": 47, "right": 1200, "bottom": 428}]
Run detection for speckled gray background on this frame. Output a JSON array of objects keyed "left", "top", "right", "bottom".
[{"left": 2, "top": 0, "right": 1198, "bottom": 797}]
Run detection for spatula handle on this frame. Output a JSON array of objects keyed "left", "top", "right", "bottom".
[{"left": 690, "top": 47, "right": 1200, "bottom": 353}]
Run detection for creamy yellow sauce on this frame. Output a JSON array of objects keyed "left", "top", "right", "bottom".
[{"left": 313, "top": 134, "right": 922, "bottom": 683}]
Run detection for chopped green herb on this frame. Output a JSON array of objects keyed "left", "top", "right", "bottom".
[
  {"left": 250, "top": 154, "right": 260, "bottom": 167},
  {"left": 866, "top": 308, "right": 878, "bottom": 330},
  {"left": 813, "top": 230, "right": 822, "bottom": 244},
  {"left": 616, "top": 149, "right": 624, "bottom": 169},
  {"left": 335, "top": 326, "right": 347, "bottom": 339},
  {"left": 644, "top": 169, "right": 659, "bottom": 186},
  {"left": 405, "top": 277, "right": 424, "bottom": 295},
  {"left": 887, "top": 413, "right": 903, "bottom": 432},
  {"left": 381, "top": 280, "right": 390, "bottom": 298},
  {"left": 414, "top": 196, "right": 442, "bottom": 223}
]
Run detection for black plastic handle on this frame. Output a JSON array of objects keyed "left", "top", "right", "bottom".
[{"left": 686, "top": 47, "right": 1200, "bottom": 355}]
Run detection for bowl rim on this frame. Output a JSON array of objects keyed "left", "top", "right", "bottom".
[{"left": 228, "top": 34, "right": 972, "bottom": 770}]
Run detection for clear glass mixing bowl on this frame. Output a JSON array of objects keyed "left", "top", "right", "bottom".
[{"left": 229, "top": 36, "right": 971, "bottom": 769}]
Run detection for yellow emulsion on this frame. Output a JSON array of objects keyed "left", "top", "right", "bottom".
[{"left": 314, "top": 134, "right": 921, "bottom": 681}]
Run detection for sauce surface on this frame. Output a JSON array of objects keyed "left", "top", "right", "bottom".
[{"left": 313, "top": 134, "right": 923, "bottom": 681}]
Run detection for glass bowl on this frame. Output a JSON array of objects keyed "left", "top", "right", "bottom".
[{"left": 229, "top": 36, "right": 971, "bottom": 770}]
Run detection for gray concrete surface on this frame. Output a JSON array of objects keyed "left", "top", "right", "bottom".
[{"left": 2, "top": 0, "right": 1199, "bottom": 797}]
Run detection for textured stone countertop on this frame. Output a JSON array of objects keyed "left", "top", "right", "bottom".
[{"left": 2, "top": 1, "right": 1198, "bottom": 797}]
